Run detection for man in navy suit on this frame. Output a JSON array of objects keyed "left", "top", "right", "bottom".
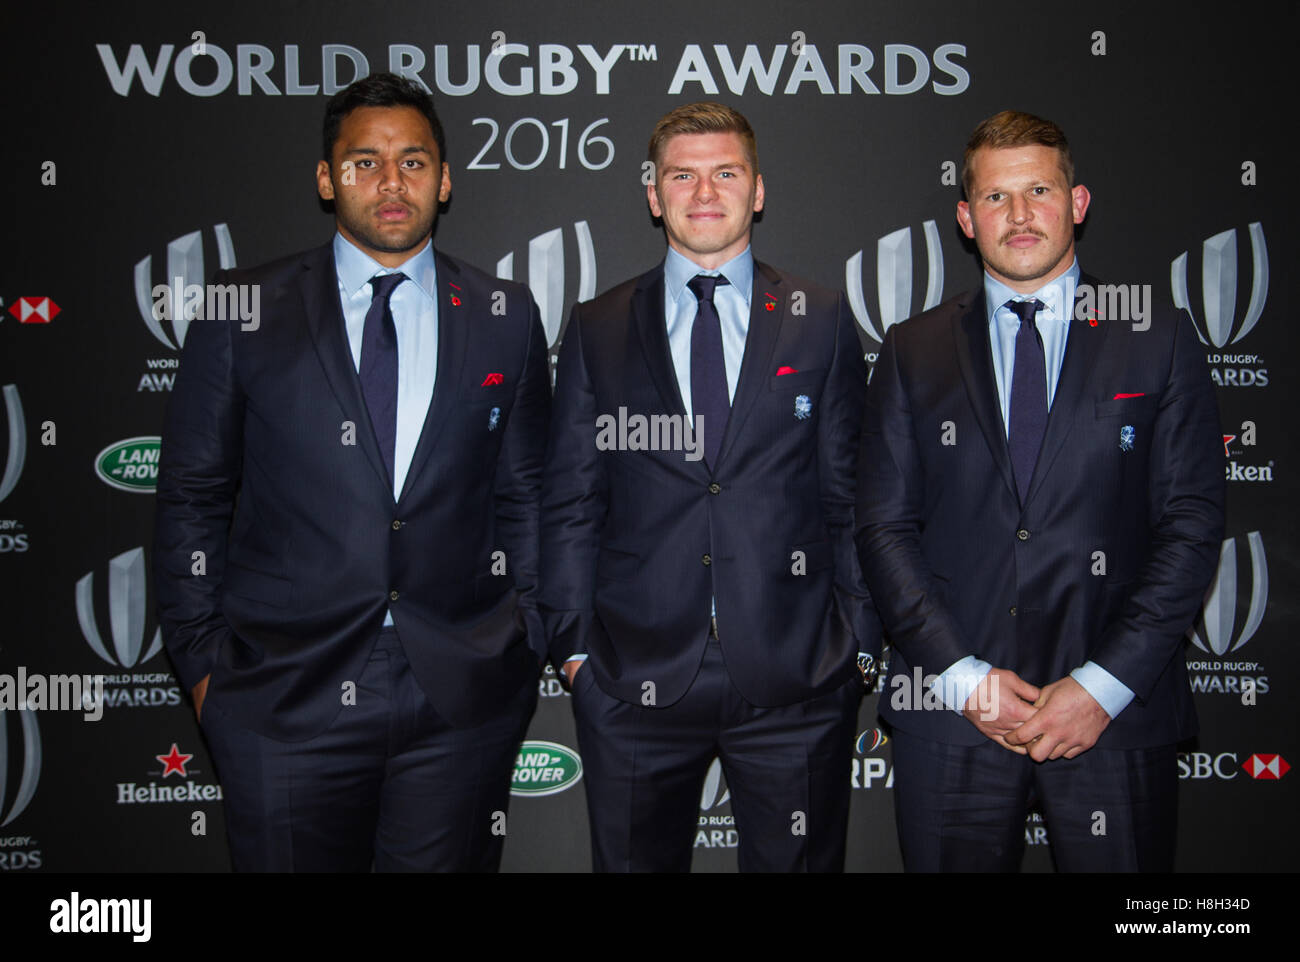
[
  {"left": 857, "top": 110, "right": 1223, "bottom": 871},
  {"left": 154, "top": 73, "right": 550, "bottom": 871},
  {"left": 541, "top": 102, "right": 879, "bottom": 872}
]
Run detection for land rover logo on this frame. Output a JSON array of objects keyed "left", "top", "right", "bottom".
[
  {"left": 94, "top": 437, "right": 161, "bottom": 493},
  {"left": 510, "top": 740, "right": 582, "bottom": 797}
]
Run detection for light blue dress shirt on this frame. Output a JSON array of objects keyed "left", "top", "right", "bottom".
[
  {"left": 932, "top": 260, "right": 1136, "bottom": 720},
  {"left": 663, "top": 245, "right": 754, "bottom": 414},
  {"left": 333, "top": 232, "right": 439, "bottom": 626}
]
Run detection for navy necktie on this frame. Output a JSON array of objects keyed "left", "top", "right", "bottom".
[
  {"left": 360, "top": 272, "right": 406, "bottom": 484},
  {"left": 688, "top": 274, "right": 731, "bottom": 468},
  {"left": 1006, "top": 298, "right": 1047, "bottom": 502}
]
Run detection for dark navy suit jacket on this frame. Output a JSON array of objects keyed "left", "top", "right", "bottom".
[
  {"left": 540, "top": 259, "right": 880, "bottom": 708},
  {"left": 856, "top": 275, "right": 1224, "bottom": 748},
  {"left": 154, "top": 242, "right": 550, "bottom": 741}
]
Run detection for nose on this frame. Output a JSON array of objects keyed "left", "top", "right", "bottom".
[
  {"left": 695, "top": 176, "right": 717, "bottom": 203},
  {"left": 1007, "top": 193, "right": 1031, "bottom": 224},
  {"left": 378, "top": 159, "right": 406, "bottom": 192}
]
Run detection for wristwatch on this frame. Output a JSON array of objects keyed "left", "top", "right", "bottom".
[{"left": 857, "top": 652, "right": 880, "bottom": 691}]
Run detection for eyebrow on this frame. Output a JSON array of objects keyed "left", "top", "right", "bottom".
[
  {"left": 662, "top": 161, "right": 747, "bottom": 175},
  {"left": 342, "top": 146, "right": 432, "bottom": 157}
]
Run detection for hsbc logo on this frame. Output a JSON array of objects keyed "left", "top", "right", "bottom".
[
  {"left": 75, "top": 547, "right": 164, "bottom": 668},
  {"left": 1242, "top": 753, "right": 1288, "bottom": 780},
  {"left": 6, "top": 297, "right": 61, "bottom": 324},
  {"left": 846, "top": 220, "right": 945, "bottom": 348},
  {"left": 496, "top": 220, "right": 597, "bottom": 354},
  {"left": 134, "top": 224, "right": 237, "bottom": 350},
  {"left": 0, "top": 708, "right": 40, "bottom": 827},
  {"left": 1178, "top": 751, "right": 1290, "bottom": 780},
  {"left": 1188, "top": 532, "right": 1267, "bottom": 656},
  {"left": 0, "top": 385, "right": 24, "bottom": 504}
]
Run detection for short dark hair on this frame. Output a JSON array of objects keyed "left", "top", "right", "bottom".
[
  {"left": 321, "top": 72, "right": 446, "bottom": 165},
  {"left": 647, "top": 102, "right": 759, "bottom": 175},
  {"left": 962, "top": 110, "right": 1072, "bottom": 197}
]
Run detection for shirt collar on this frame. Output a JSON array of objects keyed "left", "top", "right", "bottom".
[
  {"left": 333, "top": 232, "right": 437, "bottom": 300},
  {"left": 664, "top": 245, "right": 754, "bottom": 307},
  {"left": 983, "top": 257, "right": 1080, "bottom": 326}
]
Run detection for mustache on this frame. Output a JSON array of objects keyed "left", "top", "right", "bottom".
[{"left": 1001, "top": 228, "right": 1047, "bottom": 244}]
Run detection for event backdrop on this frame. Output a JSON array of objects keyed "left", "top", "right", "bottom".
[{"left": 2, "top": 0, "right": 1295, "bottom": 872}]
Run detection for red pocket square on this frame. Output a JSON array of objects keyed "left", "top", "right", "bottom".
[
  {"left": 1112, "top": 392, "right": 1145, "bottom": 399},
  {"left": 776, "top": 366, "right": 799, "bottom": 376},
  {"left": 482, "top": 372, "right": 504, "bottom": 386}
]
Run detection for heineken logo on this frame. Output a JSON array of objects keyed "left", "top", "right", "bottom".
[
  {"left": 94, "top": 437, "right": 161, "bottom": 493},
  {"left": 510, "top": 740, "right": 582, "bottom": 797}
]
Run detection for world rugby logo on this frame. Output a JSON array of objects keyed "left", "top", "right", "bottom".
[
  {"left": 699, "top": 756, "right": 730, "bottom": 811},
  {"left": 134, "top": 224, "right": 237, "bottom": 350},
  {"left": 496, "top": 221, "right": 597, "bottom": 349},
  {"left": 0, "top": 708, "right": 40, "bottom": 827},
  {"left": 0, "top": 385, "right": 24, "bottom": 504},
  {"left": 1188, "top": 532, "right": 1268, "bottom": 656},
  {"left": 1171, "top": 223, "right": 1268, "bottom": 349},
  {"left": 75, "top": 547, "right": 164, "bottom": 668},
  {"left": 845, "top": 220, "right": 945, "bottom": 343}
]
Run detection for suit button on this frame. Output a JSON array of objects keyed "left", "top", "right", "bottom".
[
  {"left": 1009, "top": 606, "right": 1017, "bottom": 616},
  {"left": 1016, "top": 528, "right": 1030, "bottom": 541},
  {"left": 392, "top": 520, "right": 402, "bottom": 531},
  {"left": 708, "top": 483, "right": 721, "bottom": 495},
  {"left": 389, "top": 590, "right": 400, "bottom": 602},
  {"left": 702, "top": 554, "right": 712, "bottom": 566}
]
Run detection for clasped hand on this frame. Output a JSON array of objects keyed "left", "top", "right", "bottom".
[{"left": 962, "top": 670, "right": 1109, "bottom": 761}]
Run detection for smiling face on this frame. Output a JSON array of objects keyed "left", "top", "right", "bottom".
[
  {"left": 956, "top": 144, "right": 1091, "bottom": 294},
  {"left": 315, "top": 105, "right": 451, "bottom": 267},
  {"left": 647, "top": 131, "right": 765, "bottom": 270}
]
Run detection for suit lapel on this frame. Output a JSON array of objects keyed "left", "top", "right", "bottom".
[
  {"left": 953, "top": 289, "right": 1019, "bottom": 503},
  {"left": 715, "top": 260, "right": 784, "bottom": 467},
  {"left": 398, "top": 250, "right": 468, "bottom": 504},
  {"left": 1022, "top": 272, "right": 1109, "bottom": 506},
  {"left": 299, "top": 243, "right": 393, "bottom": 497},
  {"left": 632, "top": 265, "right": 689, "bottom": 418}
]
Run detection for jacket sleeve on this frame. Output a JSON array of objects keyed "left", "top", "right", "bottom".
[
  {"left": 153, "top": 270, "right": 244, "bottom": 692},
  {"left": 493, "top": 287, "right": 552, "bottom": 664},
  {"left": 538, "top": 304, "right": 608, "bottom": 671},
  {"left": 1088, "top": 311, "right": 1225, "bottom": 698},
  {"left": 855, "top": 321, "right": 975, "bottom": 672},
  {"left": 818, "top": 294, "right": 882, "bottom": 656}
]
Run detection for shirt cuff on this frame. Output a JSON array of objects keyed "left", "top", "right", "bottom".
[
  {"left": 1069, "top": 662, "right": 1135, "bottom": 719},
  {"left": 564, "top": 653, "right": 588, "bottom": 664},
  {"left": 933, "top": 656, "right": 992, "bottom": 714}
]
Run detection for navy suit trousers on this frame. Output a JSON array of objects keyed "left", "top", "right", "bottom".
[
  {"left": 891, "top": 728, "right": 1177, "bottom": 872},
  {"left": 200, "top": 627, "right": 536, "bottom": 872},
  {"left": 573, "top": 636, "right": 861, "bottom": 872}
]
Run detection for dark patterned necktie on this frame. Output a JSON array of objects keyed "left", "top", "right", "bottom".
[
  {"left": 360, "top": 272, "right": 406, "bottom": 483},
  {"left": 1006, "top": 298, "right": 1047, "bottom": 502},
  {"left": 688, "top": 274, "right": 731, "bottom": 468}
]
